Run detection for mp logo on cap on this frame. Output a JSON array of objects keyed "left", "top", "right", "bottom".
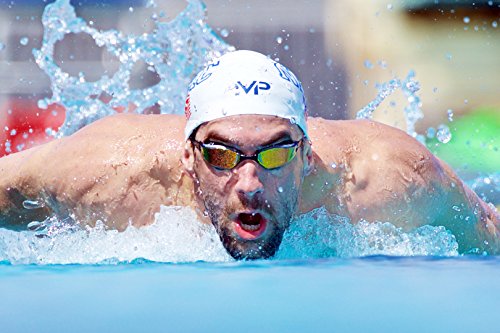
[{"left": 236, "top": 81, "right": 271, "bottom": 95}]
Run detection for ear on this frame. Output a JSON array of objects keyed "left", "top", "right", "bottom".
[
  {"left": 181, "top": 140, "right": 196, "bottom": 178},
  {"left": 302, "top": 141, "right": 314, "bottom": 176}
]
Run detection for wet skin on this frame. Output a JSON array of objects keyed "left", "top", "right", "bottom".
[{"left": 0, "top": 113, "right": 498, "bottom": 257}]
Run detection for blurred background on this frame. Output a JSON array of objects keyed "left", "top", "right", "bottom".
[{"left": 0, "top": 0, "right": 498, "bottom": 181}]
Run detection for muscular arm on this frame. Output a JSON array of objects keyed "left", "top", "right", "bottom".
[
  {"left": 433, "top": 160, "right": 499, "bottom": 253},
  {"left": 0, "top": 113, "right": 192, "bottom": 230},
  {"left": 304, "top": 118, "right": 499, "bottom": 253}
]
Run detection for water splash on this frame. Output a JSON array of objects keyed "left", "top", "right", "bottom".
[
  {"left": 0, "top": 206, "right": 230, "bottom": 265},
  {"left": 276, "top": 207, "right": 458, "bottom": 259},
  {"left": 34, "top": 0, "right": 233, "bottom": 138},
  {"left": 356, "top": 71, "right": 453, "bottom": 144},
  {"left": 356, "top": 71, "right": 424, "bottom": 139},
  {"left": 0, "top": 206, "right": 460, "bottom": 264}
]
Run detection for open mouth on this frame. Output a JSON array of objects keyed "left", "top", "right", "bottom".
[{"left": 233, "top": 212, "right": 268, "bottom": 240}]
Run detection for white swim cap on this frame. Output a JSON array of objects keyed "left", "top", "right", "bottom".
[{"left": 184, "top": 50, "right": 308, "bottom": 139}]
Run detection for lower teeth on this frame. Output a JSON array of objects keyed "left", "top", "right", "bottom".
[{"left": 241, "top": 223, "right": 260, "bottom": 231}]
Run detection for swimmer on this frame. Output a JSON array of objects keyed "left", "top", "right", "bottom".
[{"left": 0, "top": 50, "right": 498, "bottom": 259}]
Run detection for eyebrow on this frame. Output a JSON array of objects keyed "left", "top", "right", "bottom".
[{"left": 203, "top": 130, "right": 294, "bottom": 148}]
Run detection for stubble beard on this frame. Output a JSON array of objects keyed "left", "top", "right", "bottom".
[{"left": 201, "top": 189, "right": 299, "bottom": 260}]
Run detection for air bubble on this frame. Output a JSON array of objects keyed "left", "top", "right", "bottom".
[
  {"left": 276, "top": 36, "right": 283, "bottom": 44},
  {"left": 463, "top": 17, "right": 470, "bottom": 24},
  {"left": 278, "top": 187, "right": 284, "bottom": 193},
  {"left": 220, "top": 29, "right": 229, "bottom": 38}
]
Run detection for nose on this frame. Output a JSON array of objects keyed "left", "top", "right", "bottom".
[{"left": 233, "top": 160, "right": 264, "bottom": 200}]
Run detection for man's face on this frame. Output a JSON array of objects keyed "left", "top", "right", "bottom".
[{"left": 185, "top": 115, "right": 311, "bottom": 260}]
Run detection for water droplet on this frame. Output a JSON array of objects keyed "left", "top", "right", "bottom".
[
  {"left": 452, "top": 205, "right": 461, "bottom": 212},
  {"left": 387, "top": 3, "right": 393, "bottom": 10},
  {"left": 426, "top": 127, "right": 436, "bottom": 139},
  {"left": 433, "top": 87, "right": 438, "bottom": 93},
  {"left": 447, "top": 109, "right": 454, "bottom": 122},
  {"left": 484, "top": 177, "right": 491, "bottom": 185},
  {"left": 463, "top": 16, "right": 470, "bottom": 24},
  {"left": 277, "top": 187, "right": 284, "bottom": 193},
  {"left": 19, "top": 37, "right": 29, "bottom": 46},
  {"left": 220, "top": 29, "right": 229, "bottom": 38},
  {"left": 492, "top": 21, "right": 498, "bottom": 28},
  {"left": 27, "top": 221, "right": 45, "bottom": 231},
  {"left": 436, "top": 124, "right": 452, "bottom": 143},
  {"left": 276, "top": 36, "right": 283, "bottom": 44},
  {"left": 23, "top": 199, "right": 45, "bottom": 210},
  {"left": 283, "top": 45, "right": 289, "bottom": 51},
  {"left": 309, "top": 28, "right": 315, "bottom": 33},
  {"left": 330, "top": 163, "right": 337, "bottom": 169},
  {"left": 9, "top": 129, "right": 16, "bottom": 136},
  {"left": 129, "top": 7, "right": 134, "bottom": 12},
  {"left": 488, "top": 0, "right": 494, "bottom": 5},
  {"left": 364, "top": 59, "right": 374, "bottom": 69},
  {"left": 445, "top": 53, "right": 452, "bottom": 60},
  {"left": 0, "top": 42, "right": 5, "bottom": 51}
]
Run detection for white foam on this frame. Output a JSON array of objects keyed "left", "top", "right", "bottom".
[
  {"left": 0, "top": 206, "right": 231, "bottom": 265},
  {"left": 0, "top": 206, "right": 460, "bottom": 265},
  {"left": 276, "top": 207, "right": 459, "bottom": 259}
]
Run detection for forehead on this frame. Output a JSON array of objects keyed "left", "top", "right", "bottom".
[{"left": 195, "top": 115, "right": 303, "bottom": 146}]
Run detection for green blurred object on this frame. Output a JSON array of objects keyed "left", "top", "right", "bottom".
[{"left": 427, "top": 107, "right": 500, "bottom": 174}]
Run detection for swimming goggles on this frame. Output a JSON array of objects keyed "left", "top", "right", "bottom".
[{"left": 192, "top": 139, "right": 303, "bottom": 170}]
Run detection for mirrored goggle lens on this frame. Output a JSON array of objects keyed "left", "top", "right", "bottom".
[
  {"left": 201, "top": 146, "right": 240, "bottom": 169},
  {"left": 258, "top": 146, "right": 297, "bottom": 169}
]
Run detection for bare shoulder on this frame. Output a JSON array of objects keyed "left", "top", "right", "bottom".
[
  {"left": 0, "top": 114, "right": 189, "bottom": 229},
  {"left": 306, "top": 117, "right": 447, "bottom": 226},
  {"left": 307, "top": 117, "right": 439, "bottom": 174}
]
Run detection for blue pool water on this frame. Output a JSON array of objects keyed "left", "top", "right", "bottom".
[{"left": 1, "top": 257, "right": 500, "bottom": 333}]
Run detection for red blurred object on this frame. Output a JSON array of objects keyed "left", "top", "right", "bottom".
[{"left": 0, "top": 99, "right": 66, "bottom": 157}]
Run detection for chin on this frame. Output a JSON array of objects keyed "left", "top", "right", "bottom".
[{"left": 217, "top": 222, "right": 285, "bottom": 260}]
